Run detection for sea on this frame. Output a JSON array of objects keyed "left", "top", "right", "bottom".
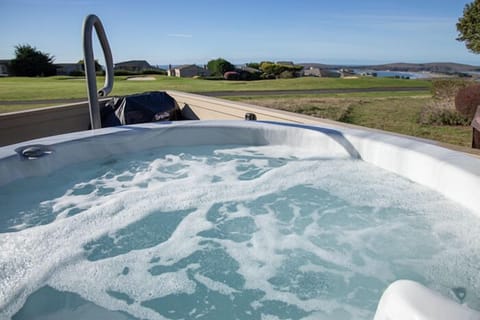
[{"left": 354, "top": 70, "right": 429, "bottom": 79}]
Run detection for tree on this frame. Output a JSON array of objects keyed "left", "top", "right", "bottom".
[
  {"left": 457, "top": 0, "right": 480, "bottom": 53},
  {"left": 457, "top": 0, "right": 480, "bottom": 148},
  {"left": 259, "top": 61, "right": 303, "bottom": 79},
  {"left": 259, "top": 61, "right": 276, "bottom": 75},
  {"left": 246, "top": 62, "right": 260, "bottom": 69},
  {"left": 207, "top": 58, "right": 234, "bottom": 76},
  {"left": 224, "top": 71, "right": 240, "bottom": 80},
  {"left": 9, "top": 44, "right": 56, "bottom": 76}
]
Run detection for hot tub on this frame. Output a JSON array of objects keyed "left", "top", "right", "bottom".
[{"left": 0, "top": 120, "right": 479, "bottom": 320}]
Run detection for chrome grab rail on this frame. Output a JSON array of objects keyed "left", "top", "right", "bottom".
[{"left": 82, "top": 14, "right": 114, "bottom": 129}]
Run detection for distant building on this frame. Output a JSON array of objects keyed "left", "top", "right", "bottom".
[
  {"left": 0, "top": 59, "right": 10, "bottom": 76},
  {"left": 114, "top": 60, "right": 152, "bottom": 72},
  {"left": 303, "top": 67, "right": 321, "bottom": 77},
  {"left": 303, "top": 67, "right": 341, "bottom": 78},
  {"left": 340, "top": 68, "right": 356, "bottom": 77},
  {"left": 56, "top": 63, "right": 83, "bottom": 75},
  {"left": 169, "top": 64, "right": 210, "bottom": 77}
]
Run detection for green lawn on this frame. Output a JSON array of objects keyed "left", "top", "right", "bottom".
[
  {"left": 0, "top": 103, "right": 54, "bottom": 113},
  {"left": 0, "top": 75, "right": 430, "bottom": 101},
  {"left": 228, "top": 95, "right": 473, "bottom": 148},
  {"left": 0, "top": 75, "right": 473, "bottom": 149},
  {"left": 341, "top": 97, "right": 472, "bottom": 147}
]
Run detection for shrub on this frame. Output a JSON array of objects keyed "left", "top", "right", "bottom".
[
  {"left": 419, "top": 79, "right": 474, "bottom": 126},
  {"left": 431, "top": 79, "right": 470, "bottom": 100},
  {"left": 455, "top": 84, "right": 480, "bottom": 121},
  {"left": 278, "top": 70, "right": 295, "bottom": 79},
  {"left": 246, "top": 62, "right": 260, "bottom": 69},
  {"left": 70, "top": 70, "right": 104, "bottom": 76},
  {"left": 261, "top": 73, "right": 276, "bottom": 80},
  {"left": 142, "top": 69, "right": 166, "bottom": 75},
  {"left": 114, "top": 69, "right": 138, "bottom": 76},
  {"left": 224, "top": 71, "right": 240, "bottom": 80},
  {"left": 207, "top": 58, "right": 234, "bottom": 76},
  {"left": 69, "top": 70, "right": 85, "bottom": 76},
  {"left": 258, "top": 62, "right": 302, "bottom": 78},
  {"left": 239, "top": 70, "right": 261, "bottom": 81},
  {"left": 419, "top": 101, "right": 470, "bottom": 126},
  {"left": 200, "top": 75, "right": 225, "bottom": 80},
  {"left": 259, "top": 62, "right": 276, "bottom": 74}
]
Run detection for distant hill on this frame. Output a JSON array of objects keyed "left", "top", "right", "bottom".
[
  {"left": 300, "top": 63, "right": 344, "bottom": 70},
  {"left": 299, "top": 62, "right": 480, "bottom": 73}
]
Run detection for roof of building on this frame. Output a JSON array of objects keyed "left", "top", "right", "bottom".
[
  {"left": 0, "top": 59, "right": 11, "bottom": 65},
  {"left": 115, "top": 60, "right": 151, "bottom": 67}
]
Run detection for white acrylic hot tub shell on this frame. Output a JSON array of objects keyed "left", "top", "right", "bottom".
[
  {"left": 374, "top": 280, "right": 479, "bottom": 320},
  {"left": 0, "top": 120, "right": 479, "bottom": 320},
  {"left": 1, "top": 120, "right": 479, "bottom": 217}
]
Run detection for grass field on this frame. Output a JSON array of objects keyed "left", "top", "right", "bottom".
[
  {"left": 0, "top": 75, "right": 473, "bottom": 149},
  {"left": 0, "top": 75, "right": 430, "bottom": 101},
  {"left": 228, "top": 94, "right": 473, "bottom": 148}
]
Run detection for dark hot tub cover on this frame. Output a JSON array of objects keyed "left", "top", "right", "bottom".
[{"left": 100, "top": 91, "right": 180, "bottom": 127}]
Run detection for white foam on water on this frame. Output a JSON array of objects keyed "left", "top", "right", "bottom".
[
  {"left": 214, "top": 144, "right": 349, "bottom": 160},
  {"left": 193, "top": 274, "right": 237, "bottom": 296},
  {"left": 0, "top": 144, "right": 479, "bottom": 319}
]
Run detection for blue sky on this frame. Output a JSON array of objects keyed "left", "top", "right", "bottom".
[{"left": 0, "top": 0, "right": 478, "bottom": 66}]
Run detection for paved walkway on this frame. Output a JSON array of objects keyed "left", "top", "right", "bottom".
[{"left": 0, "top": 87, "right": 430, "bottom": 105}]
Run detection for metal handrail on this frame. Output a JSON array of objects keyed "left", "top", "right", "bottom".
[{"left": 82, "top": 14, "right": 114, "bottom": 129}]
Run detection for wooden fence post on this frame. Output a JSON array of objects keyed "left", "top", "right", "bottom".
[
  {"left": 473, "top": 128, "right": 480, "bottom": 149},
  {"left": 473, "top": 105, "right": 480, "bottom": 149}
]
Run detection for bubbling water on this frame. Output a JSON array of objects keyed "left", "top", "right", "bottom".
[{"left": 0, "top": 144, "right": 479, "bottom": 320}]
